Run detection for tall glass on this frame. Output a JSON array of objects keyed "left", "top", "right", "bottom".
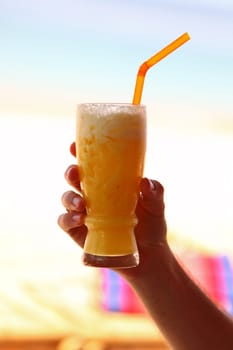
[{"left": 76, "top": 103, "right": 146, "bottom": 268}]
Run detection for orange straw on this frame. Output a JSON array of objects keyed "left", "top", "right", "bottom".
[{"left": 132, "top": 32, "right": 190, "bottom": 104}]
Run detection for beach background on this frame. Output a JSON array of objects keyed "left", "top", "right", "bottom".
[{"left": 0, "top": 0, "right": 232, "bottom": 342}]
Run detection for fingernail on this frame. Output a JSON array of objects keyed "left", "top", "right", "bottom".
[
  {"left": 72, "top": 196, "right": 81, "bottom": 208},
  {"left": 148, "top": 179, "right": 155, "bottom": 191},
  {"left": 141, "top": 178, "right": 154, "bottom": 194},
  {"left": 72, "top": 214, "right": 81, "bottom": 223}
]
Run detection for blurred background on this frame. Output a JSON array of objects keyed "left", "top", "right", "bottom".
[{"left": 0, "top": 0, "right": 232, "bottom": 349}]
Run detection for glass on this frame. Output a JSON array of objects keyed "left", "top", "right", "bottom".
[{"left": 76, "top": 103, "right": 147, "bottom": 268}]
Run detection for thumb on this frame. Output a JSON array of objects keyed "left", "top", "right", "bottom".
[
  {"left": 138, "top": 178, "right": 165, "bottom": 217},
  {"left": 140, "top": 178, "right": 155, "bottom": 197}
]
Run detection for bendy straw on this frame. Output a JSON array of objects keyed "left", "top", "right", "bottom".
[{"left": 132, "top": 32, "right": 190, "bottom": 105}]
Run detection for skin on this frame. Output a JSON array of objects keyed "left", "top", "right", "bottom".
[{"left": 58, "top": 142, "right": 233, "bottom": 350}]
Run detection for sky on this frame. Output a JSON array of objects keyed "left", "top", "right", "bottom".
[
  {"left": 0, "top": 0, "right": 232, "bottom": 271},
  {"left": 0, "top": 0, "right": 233, "bottom": 128}
]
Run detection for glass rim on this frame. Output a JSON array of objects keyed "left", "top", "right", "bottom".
[{"left": 77, "top": 102, "right": 146, "bottom": 108}]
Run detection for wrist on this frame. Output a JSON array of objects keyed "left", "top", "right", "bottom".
[{"left": 121, "top": 240, "right": 175, "bottom": 287}]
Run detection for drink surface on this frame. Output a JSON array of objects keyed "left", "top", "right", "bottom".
[{"left": 76, "top": 104, "right": 146, "bottom": 256}]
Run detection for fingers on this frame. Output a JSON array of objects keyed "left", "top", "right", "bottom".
[
  {"left": 135, "top": 178, "right": 167, "bottom": 247},
  {"left": 58, "top": 143, "right": 87, "bottom": 247},
  {"left": 58, "top": 191, "right": 86, "bottom": 231},
  {"left": 58, "top": 191, "right": 87, "bottom": 248},
  {"left": 137, "top": 178, "right": 165, "bottom": 218},
  {"left": 57, "top": 212, "right": 87, "bottom": 248},
  {"left": 67, "top": 225, "right": 87, "bottom": 247},
  {"left": 58, "top": 211, "right": 85, "bottom": 233},
  {"left": 61, "top": 191, "right": 86, "bottom": 212},
  {"left": 140, "top": 178, "right": 164, "bottom": 201},
  {"left": 65, "top": 165, "right": 81, "bottom": 191},
  {"left": 66, "top": 142, "right": 80, "bottom": 190},
  {"left": 70, "top": 142, "right": 76, "bottom": 157}
]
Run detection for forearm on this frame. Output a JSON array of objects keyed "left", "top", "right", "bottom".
[{"left": 128, "top": 244, "right": 233, "bottom": 350}]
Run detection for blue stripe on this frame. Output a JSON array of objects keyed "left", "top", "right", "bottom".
[
  {"left": 222, "top": 256, "right": 233, "bottom": 314},
  {"left": 107, "top": 270, "right": 121, "bottom": 312}
]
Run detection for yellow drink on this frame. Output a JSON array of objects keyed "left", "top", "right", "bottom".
[{"left": 76, "top": 103, "right": 146, "bottom": 268}]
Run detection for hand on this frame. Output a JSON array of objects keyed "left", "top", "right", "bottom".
[{"left": 58, "top": 142, "right": 168, "bottom": 280}]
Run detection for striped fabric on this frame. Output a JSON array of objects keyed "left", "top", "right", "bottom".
[
  {"left": 101, "top": 254, "right": 233, "bottom": 315},
  {"left": 101, "top": 268, "right": 145, "bottom": 314}
]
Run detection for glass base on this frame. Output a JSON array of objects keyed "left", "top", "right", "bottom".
[{"left": 82, "top": 252, "right": 139, "bottom": 269}]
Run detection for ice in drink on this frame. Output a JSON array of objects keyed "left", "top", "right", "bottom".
[{"left": 76, "top": 103, "right": 146, "bottom": 268}]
